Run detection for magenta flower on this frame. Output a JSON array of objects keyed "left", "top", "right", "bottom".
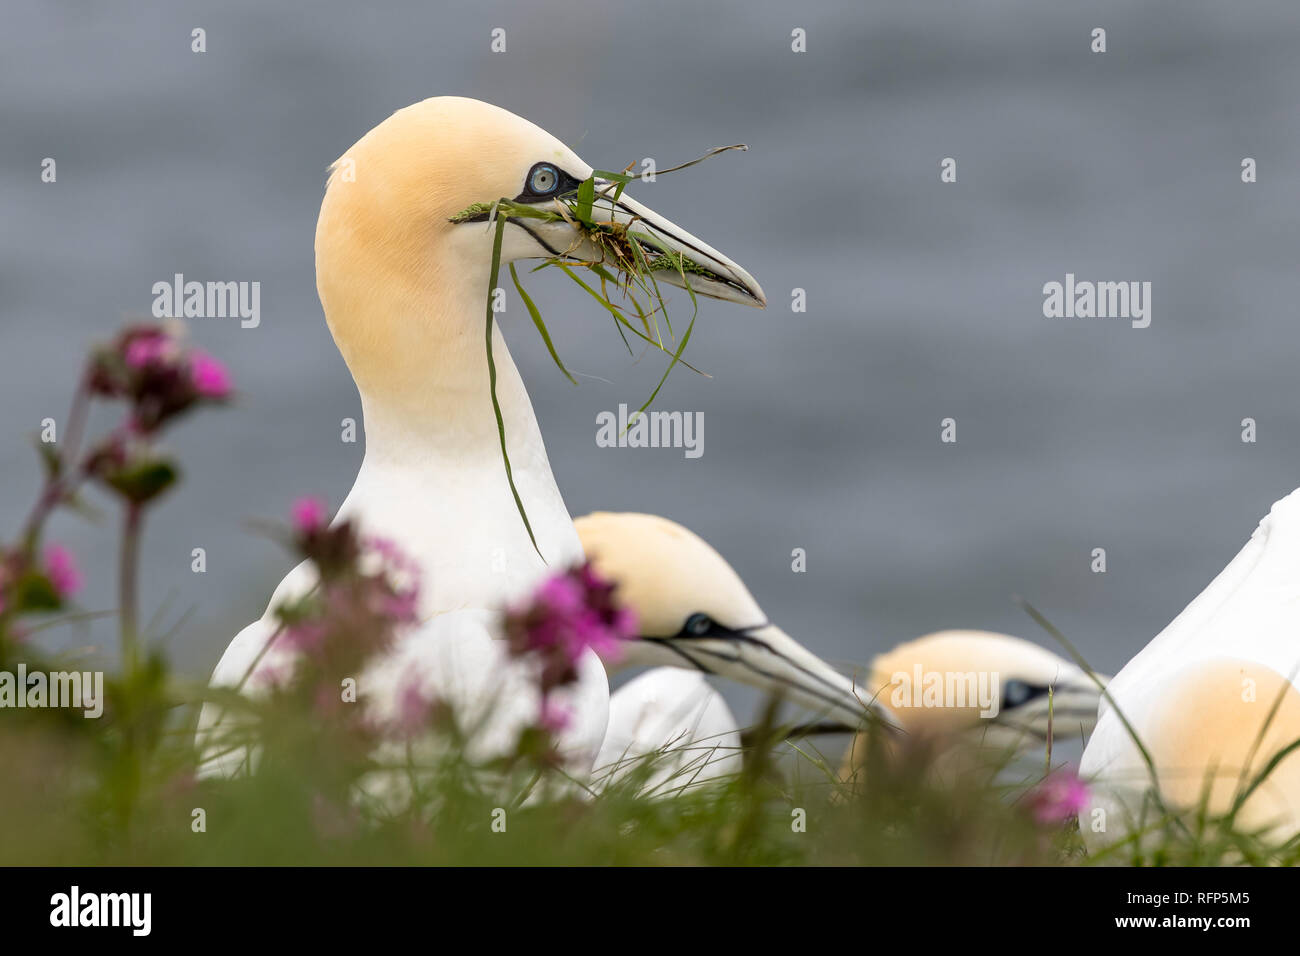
[
  {"left": 365, "top": 536, "right": 422, "bottom": 625},
  {"left": 43, "top": 544, "right": 82, "bottom": 599},
  {"left": 291, "top": 496, "right": 328, "bottom": 535},
  {"left": 395, "top": 679, "right": 434, "bottom": 737},
  {"left": 1026, "top": 767, "right": 1090, "bottom": 825},
  {"left": 538, "top": 698, "right": 572, "bottom": 734},
  {"left": 190, "top": 350, "right": 232, "bottom": 399},
  {"left": 278, "top": 620, "right": 328, "bottom": 654},
  {"left": 504, "top": 561, "right": 638, "bottom": 694},
  {"left": 123, "top": 331, "right": 173, "bottom": 369}
]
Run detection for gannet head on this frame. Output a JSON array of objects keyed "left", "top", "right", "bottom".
[
  {"left": 839, "top": 630, "right": 1104, "bottom": 781},
  {"left": 864, "top": 630, "right": 1104, "bottom": 744},
  {"left": 575, "top": 511, "right": 890, "bottom": 729},
  {"left": 315, "top": 97, "right": 765, "bottom": 403}
]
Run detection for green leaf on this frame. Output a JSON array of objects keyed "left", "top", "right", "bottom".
[
  {"left": 11, "top": 570, "right": 62, "bottom": 612},
  {"left": 509, "top": 264, "right": 577, "bottom": 385},
  {"left": 628, "top": 254, "right": 700, "bottom": 429},
  {"left": 104, "top": 459, "right": 179, "bottom": 505},
  {"left": 556, "top": 263, "right": 634, "bottom": 355},
  {"left": 486, "top": 212, "right": 543, "bottom": 561},
  {"left": 576, "top": 176, "right": 596, "bottom": 225}
]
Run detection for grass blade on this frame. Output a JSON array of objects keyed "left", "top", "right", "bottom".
[
  {"left": 486, "top": 212, "right": 543, "bottom": 560},
  {"left": 510, "top": 263, "right": 577, "bottom": 385}
]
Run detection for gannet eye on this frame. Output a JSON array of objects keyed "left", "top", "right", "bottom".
[
  {"left": 1003, "top": 679, "right": 1045, "bottom": 708},
  {"left": 684, "top": 613, "right": 713, "bottom": 637},
  {"left": 528, "top": 163, "right": 559, "bottom": 195}
]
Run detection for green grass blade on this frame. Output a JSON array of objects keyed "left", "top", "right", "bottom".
[
  {"left": 486, "top": 213, "right": 543, "bottom": 560},
  {"left": 626, "top": 256, "right": 699, "bottom": 428},
  {"left": 556, "top": 262, "right": 634, "bottom": 355},
  {"left": 509, "top": 263, "right": 577, "bottom": 385},
  {"left": 576, "top": 176, "right": 595, "bottom": 224}
]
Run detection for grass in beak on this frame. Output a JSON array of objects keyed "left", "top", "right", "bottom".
[
  {"left": 462, "top": 146, "right": 749, "bottom": 550},
  {"left": 485, "top": 210, "right": 541, "bottom": 558}
]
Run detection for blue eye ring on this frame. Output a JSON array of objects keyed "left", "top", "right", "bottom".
[
  {"left": 684, "top": 613, "right": 713, "bottom": 637},
  {"left": 528, "top": 163, "right": 560, "bottom": 195}
]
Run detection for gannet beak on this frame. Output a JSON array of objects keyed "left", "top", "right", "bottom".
[
  {"left": 508, "top": 179, "right": 766, "bottom": 308},
  {"left": 596, "top": 185, "right": 767, "bottom": 308},
  {"left": 646, "top": 623, "right": 899, "bottom": 731}
]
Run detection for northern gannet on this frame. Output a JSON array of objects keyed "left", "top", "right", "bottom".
[
  {"left": 838, "top": 630, "right": 1102, "bottom": 782},
  {"left": 198, "top": 96, "right": 771, "bottom": 777},
  {"left": 1081, "top": 489, "right": 1300, "bottom": 845},
  {"left": 575, "top": 511, "right": 896, "bottom": 794},
  {"left": 578, "top": 512, "right": 890, "bottom": 727}
]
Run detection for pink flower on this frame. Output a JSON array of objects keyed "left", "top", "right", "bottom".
[
  {"left": 278, "top": 620, "right": 328, "bottom": 654},
  {"left": 123, "top": 332, "right": 172, "bottom": 369},
  {"left": 189, "top": 350, "right": 232, "bottom": 399},
  {"left": 504, "top": 562, "right": 638, "bottom": 691},
  {"left": 249, "top": 659, "right": 291, "bottom": 690},
  {"left": 537, "top": 574, "right": 584, "bottom": 615},
  {"left": 291, "top": 496, "right": 328, "bottom": 535},
  {"left": 1026, "top": 768, "right": 1090, "bottom": 825},
  {"left": 395, "top": 679, "right": 434, "bottom": 737},
  {"left": 538, "top": 698, "right": 572, "bottom": 734},
  {"left": 43, "top": 544, "right": 82, "bottom": 599}
]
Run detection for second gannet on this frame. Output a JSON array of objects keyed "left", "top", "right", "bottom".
[
  {"left": 197, "top": 96, "right": 766, "bottom": 776},
  {"left": 1081, "top": 489, "right": 1300, "bottom": 846},
  {"left": 573, "top": 511, "right": 894, "bottom": 794},
  {"left": 577, "top": 512, "right": 890, "bottom": 727}
]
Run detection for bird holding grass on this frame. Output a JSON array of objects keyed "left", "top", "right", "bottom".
[{"left": 197, "top": 97, "right": 887, "bottom": 780}]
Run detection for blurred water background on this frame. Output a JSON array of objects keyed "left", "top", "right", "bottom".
[{"left": 3, "top": 1, "right": 1299, "bottom": 722}]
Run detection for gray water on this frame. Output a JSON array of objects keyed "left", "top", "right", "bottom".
[{"left": 3, "top": 2, "right": 1299, "bottom": 722}]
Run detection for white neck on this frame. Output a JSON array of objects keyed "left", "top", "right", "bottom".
[{"left": 327, "top": 260, "right": 583, "bottom": 619}]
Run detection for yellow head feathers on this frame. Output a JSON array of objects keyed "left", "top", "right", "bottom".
[
  {"left": 575, "top": 512, "right": 765, "bottom": 641},
  {"left": 313, "top": 97, "right": 591, "bottom": 408}
]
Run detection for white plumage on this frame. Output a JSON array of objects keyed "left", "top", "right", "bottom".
[{"left": 1082, "top": 488, "right": 1300, "bottom": 843}]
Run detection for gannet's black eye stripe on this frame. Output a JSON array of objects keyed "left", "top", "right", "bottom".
[
  {"left": 514, "top": 162, "right": 582, "bottom": 203},
  {"left": 1002, "top": 679, "right": 1050, "bottom": 708}
]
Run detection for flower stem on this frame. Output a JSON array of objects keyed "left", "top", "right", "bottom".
[
  {"left": 120, "top": 502, "right": 143, "bottom": 671},
  {"left": 20, "top": 367, "right": 93, "bottom": 554}
]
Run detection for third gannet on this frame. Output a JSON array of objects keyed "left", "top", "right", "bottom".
[
  {"left": 1081, "top": 489, "right": 1300, "bottom": 845},
  {"left": 198, "top": 97, "right": 766, "bottom": 776},
  {"left": 838, "top": 630, "right": 1103, "bottom": 782}
]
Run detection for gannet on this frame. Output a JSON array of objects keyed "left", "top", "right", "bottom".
[
  {"left": 1081, "top": 489, "right": 1300, "bottom": 845},
  {"left": 198, "top": 96, "right": 772, "bottom": 778},
  {"left": 838, "top": 630, "right": 1103, "bottom": 782},
  {"left": 578, "top": 512, "right": 889, "bottom": 726},
  {"left": 574, "top": 511, "right": 896, "bottom": 794}
]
